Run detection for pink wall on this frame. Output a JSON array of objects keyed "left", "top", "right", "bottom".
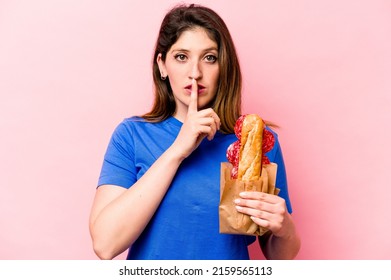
[{"left": 1, "top": 0, "right": 390, "bottom": 260}]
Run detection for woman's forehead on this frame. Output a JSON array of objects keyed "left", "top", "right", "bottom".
[{"left": 169, "top": 27, "right": 218, "bottom": 52}]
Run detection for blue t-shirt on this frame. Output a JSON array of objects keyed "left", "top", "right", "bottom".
[{"left": 98, "top": 116, "right": 292, "bottom": 260}]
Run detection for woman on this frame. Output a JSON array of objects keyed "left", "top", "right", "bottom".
[{"left": 89, "top": 3, "right": 300, "bottom": 260}]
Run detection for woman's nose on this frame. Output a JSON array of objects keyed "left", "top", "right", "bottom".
[{"left": 189, "top": 61, "right": 202, "bottom": 80}]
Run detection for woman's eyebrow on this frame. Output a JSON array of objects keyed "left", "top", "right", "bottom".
[
  {"left": 170, "top": 47, "right": 218, "bottom": 53},
  {"left": 170, "top": 48, "right": 189, "bottom": 53},
  {"left": 203, "top": 47, "right": 218, "bottom": 52}
]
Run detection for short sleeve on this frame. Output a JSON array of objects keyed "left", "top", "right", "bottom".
[
  {"left": 265, "top": 128, "right": 292, "bottom": 213},
  {"left": 97, "top": 122, "right": 137, "bottom": 188}
]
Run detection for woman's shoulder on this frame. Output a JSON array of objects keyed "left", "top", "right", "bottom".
[
  {"left": 109, "top": 116, "right": 146, "bottom": 137},
  {"left": 116, "top": 116, "right": 149, "bottom": 128},
  {"left": 114, "top": 116, "right": 178, "bottom": 136},
  {"left": 121, "top": 115, "right": 146, "bottom": 124}
]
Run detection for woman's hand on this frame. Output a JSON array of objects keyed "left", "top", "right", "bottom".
[
  {"left": 234, "top": 191, "right": 293, "bottom": 238},
  {"left": 171, "top": 78, "right": 221, "bottom": 160},
  {"left": 234, "top": 191, "right": 301, "bottom": 259}
]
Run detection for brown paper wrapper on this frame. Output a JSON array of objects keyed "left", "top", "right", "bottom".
[{"left": 219, "top": 162, "right": 279, "bottom": 236}]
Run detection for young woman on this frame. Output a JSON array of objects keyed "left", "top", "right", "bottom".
[{"left": 89, "top": 3, "right": 300, "bottom": 260}]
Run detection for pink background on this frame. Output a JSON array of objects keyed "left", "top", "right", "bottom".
[{"left": 1, "top": 0, "right": 390, "bottom": 260}]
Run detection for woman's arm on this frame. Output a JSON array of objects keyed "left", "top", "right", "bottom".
[
  {"left": 89, "top": 146, "right": 184, "bottom": 260},
  {"left": 257, "top": 211, "right": 301, "bottom": 260},
  {"left": 89, "top": 80, "right": 221, "bottom": 259}
]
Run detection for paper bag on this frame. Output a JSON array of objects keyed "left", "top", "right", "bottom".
[{"left": 219, "top": 162, "right": 279, "bottom": 236}]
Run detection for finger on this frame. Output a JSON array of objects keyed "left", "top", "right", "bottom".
[
  {"left": 197, "top": 117, "right": 217, "bottom": 141},
  {"left": 250, "top": 216, "right": 270, "bottom": 229},
  {"left": 209, "top": 112, "right": 221, "bottom": 131},
  {"left": 198, "top": 117, "right": 216, "bottom": 127},
  {"left": 188, "top": 78, "right": 198, "bottom": 114},
  {"left": 239, "top": 191, "right": 281, "bottom": 203},
  {"left": 234, "top": 198, "right": 275, "bottom": 214},
  {"left": 216, "top": 116, "right": 221, "bottom": 131},
  {"left": 207, "top": 121, "right": 217, "bottom": 141},
  {"left": 198, "top": 108, "right": 221, "bottom": 131},
  {"left": 251, "top": 214, "right": 285, "bottom": 235},
  {"left": 235, "top": 204, "right": 272, "bottom": 221},
  {"left": 236, "top": 206, "right": 284, "bottom": 231}
]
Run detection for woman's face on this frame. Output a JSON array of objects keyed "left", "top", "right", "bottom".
[{"left": 157, "top": 27, "right": 219, "bottom": 120}]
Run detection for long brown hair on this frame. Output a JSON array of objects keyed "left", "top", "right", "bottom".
[{"left": 142, "top": 3, "right": 242, "bottom": 134}]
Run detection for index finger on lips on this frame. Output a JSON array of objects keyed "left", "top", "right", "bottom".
[{"left": 188, "top": 78, "right": 198, "bottom": 114}]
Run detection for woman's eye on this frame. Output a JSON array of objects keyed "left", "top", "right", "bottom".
[
  {"left": 174, "top": 54, "right": 187, "bottom": 61},
  {"left": 205, "top": 55, "right": 217, "bottom": 63}
]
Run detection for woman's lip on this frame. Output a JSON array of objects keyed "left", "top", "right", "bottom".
[{"left": 185, "top": 84, "right": 205, "bottom": 90}]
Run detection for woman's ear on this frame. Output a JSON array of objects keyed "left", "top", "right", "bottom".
[{"left": 157, "top": 53, "right": 167, "bottom": 79}]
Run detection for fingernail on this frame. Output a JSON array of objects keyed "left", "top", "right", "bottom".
[
  {"left": 239, "top": 192, "right": 247, "bottom": 197},
  {"left": 235, "top": 205, "right": 242, "bottom": 211},
  {"left": 234, "top": 199, "right": 240, "bottom": 204}
]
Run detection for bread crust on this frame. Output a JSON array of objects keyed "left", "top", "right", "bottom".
[{"left": 237, "top": 114, "right": 264, "bottom": 181}]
